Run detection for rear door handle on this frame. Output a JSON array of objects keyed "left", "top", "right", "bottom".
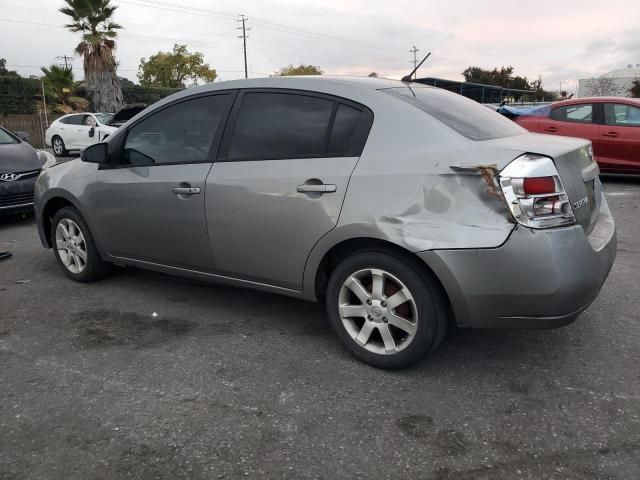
[
  {"left": 602, "top": 132, "right": 619, "bottom": 138},
  {"left": 172, "top": 187, "right": 201, "bottom": 195},
  {"left": 544, "top": 127, "right": 558, "bottom": 132},
  {"left": 296, "top": 184, "right": 337, "bottom": 193}
]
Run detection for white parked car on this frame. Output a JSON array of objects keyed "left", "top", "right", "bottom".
[{"left": 45, "top": 112, "right": 117, "bottom": 157}]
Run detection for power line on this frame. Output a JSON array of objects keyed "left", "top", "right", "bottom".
[{"left": 56, "top": 55, "right": 73, "bottom": 70}]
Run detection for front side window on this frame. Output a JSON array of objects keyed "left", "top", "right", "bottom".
[
  {"left": 550, "top": 104, "right": 593, "bottom": 123},
  {"left": 604, "top": 103, "right": 640, "bottom": 126},
  {"left": 227, "top": 92, "right": 334, "bottom": 159},
  {"left": 83, "top": 115, "right": 97, "bottom": 127},
  {"left": 122, "top": 94, "right": 232, "bottom": 166},
  {"left": 382, "top": 86, "right": 524, "bottom": 141}
]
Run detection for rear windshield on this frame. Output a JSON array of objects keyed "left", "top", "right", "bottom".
[
  {"left": 0, "top": 127, "right": 18, "bottom": 144},
  {"left": 382, "top": 86, "right": 525, "bottom": 141}
]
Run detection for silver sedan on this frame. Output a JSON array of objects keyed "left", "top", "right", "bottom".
[{"left": 34, "top": 76, "right": 616, "bottom": 369}]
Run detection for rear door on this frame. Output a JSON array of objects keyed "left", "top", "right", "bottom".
[
  {"left": 93, "top": 92, "right": 235, "bottom": 270},
  {"left": 542, "top": 103, "right": 600, "bottom": 145},
  {"left": 206, "top": 90, "right": 372, "bottom": 290},
  {"left": 599, "top": 102, "right": 640, "bottom": 172}
]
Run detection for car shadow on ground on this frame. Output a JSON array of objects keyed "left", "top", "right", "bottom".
[{"left": 89, "top": 261, "right": 583, "bottom": 375}]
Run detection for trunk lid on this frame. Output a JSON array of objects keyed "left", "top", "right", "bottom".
[{"left": 486, "top": 133, "right": 600, "bottom": 232}]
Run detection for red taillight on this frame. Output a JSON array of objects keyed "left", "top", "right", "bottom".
[{"left": 523, "top": 176, "right": 556, "bottom": 195}]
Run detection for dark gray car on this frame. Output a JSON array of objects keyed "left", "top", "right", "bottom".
[
  {"left": 34, "top": 77, "right": 616, "bottom": 369},
  {"left": 0, "top": 127, "right": 56, "bottom": 214}
]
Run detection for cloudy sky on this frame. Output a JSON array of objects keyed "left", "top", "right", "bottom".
[{"left": 2, "top": 0, "right": 639, "bottom": 93}]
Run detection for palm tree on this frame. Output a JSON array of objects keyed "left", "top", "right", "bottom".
[
  {"left": 41, "top": 65, "right": 74, "bottom": 108},
  {"left": 59, "top": 0, "right": 123, "bottom": 112}
]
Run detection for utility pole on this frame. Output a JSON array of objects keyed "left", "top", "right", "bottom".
[
  {"left": 409, "top": 46, "right": 419, "bottom": 79},
  {"left": 237, "top": 15, "right": 250, "bottom": 79},
  {"left": 56, "top": 55, "right": 73, "bottom": 70}
]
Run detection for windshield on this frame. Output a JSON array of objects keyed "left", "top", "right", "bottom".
[
  {"left": 0, "top": 127, "right": 19, "bottom": 145},
  {"left": 95, "top": 113, "right": 114, "bottom": 124},
  {"left": 382, "top": 86, "right": 525, "bottom": 141}
]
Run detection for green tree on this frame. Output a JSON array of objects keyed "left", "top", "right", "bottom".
[
  {"left": 274, "top": 64, "right": 323, "bottom": 76},
  {"left": 41, "top": 65, "right": 74, "bottom": 107},
  {"left": 60, "top": 0, "right": 124, "bottom": 112},
  {"left": 368, "top": 72, "right": 378, "bottom": 78},
  {"left": 630, "top": 78, "right": 640, "bottom": 98},
  {"left": 0, "top": 58, "right": 20, "bottom": 77},
  {"left": 40, "top": 65, "right": 90, "bottom": 113},
  {"left": 138, "top": 44, "right": 217, "bottom": 88}
]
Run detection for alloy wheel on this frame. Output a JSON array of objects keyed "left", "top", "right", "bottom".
[
  {"left": 53, "top": 138, "right": 64, "bottom": 155},
  {"left": 338, "top": 268, "right": 418, "bottom": 355},
  {"left": 55, "top": 218, "right": 88, "bottom": 274}
]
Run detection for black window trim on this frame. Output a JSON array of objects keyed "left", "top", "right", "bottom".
[
  {"left": 103, "top": 90, "right": 239, "bottom": 169},
  {"left": 216, "top": 88, "right": 374, "bottom": 163}
]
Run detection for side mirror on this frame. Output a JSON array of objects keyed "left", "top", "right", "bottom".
[
  {"left": 81, "top": 142, "right": 108, "bottom": 164},
  {"left": 15, "top": 131, "right": 31, "bottom": 143},
  {"left": 89, "top": 126, "right": 95, "bottom": 138}
]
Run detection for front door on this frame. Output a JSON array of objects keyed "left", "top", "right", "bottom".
[
  {"left": 93, "top": 92, "right": 235, "bottom": 270},
  {"left": 206, "top": 90, "right": 372, "bottom": 290},
  {"left": 599, "top": 102, "right": 640, "bottom": 172},
  {"left": 75, "top": 115, "right": 97, "bottom": 149}
]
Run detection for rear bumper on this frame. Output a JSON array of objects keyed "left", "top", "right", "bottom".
[{"left": 419, "top": 197, "right": 617, "bottom": 329}]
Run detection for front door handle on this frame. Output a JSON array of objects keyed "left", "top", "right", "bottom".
[
  {"left": 172, "top": 186, "right": 201, "bottom": 195},
  {"left": 602, "top": 132, "right": 619, "bottom": 138},
  {"left": 544, "top": 127, "right": 558, "bottom": 132},
  {"left": 296, "top": 184, "right": 337, "bottom": 193}
]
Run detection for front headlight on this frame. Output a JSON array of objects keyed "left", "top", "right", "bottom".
[{"left": 37, "top": 150, "right": 57, "bottom": 170}]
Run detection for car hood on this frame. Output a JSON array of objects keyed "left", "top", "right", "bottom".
[{"left": 0, "top": 142, "right": 42, "bottom": 172}]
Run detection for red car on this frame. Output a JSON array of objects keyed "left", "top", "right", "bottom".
[{"left": 515, "top": 97, "right": 640, "bottom": 174}]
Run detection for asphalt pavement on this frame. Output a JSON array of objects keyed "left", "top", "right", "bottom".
[{"left": 1, "top": 176, "right": 639, "bottom": 479}]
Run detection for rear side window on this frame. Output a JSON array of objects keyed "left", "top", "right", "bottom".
[
  {"left": 122, "top": 94, "right": 232, "bottom": 166},
  {"left": 59, "top": 115, "right": 83, "bottom": 125},
  {"left": 604, "top": 103, "right": 640, "bottom": 126},
  {"left": 329, "top": 104, "right": 363, "bottom": 155},
  {"left": 382, "top": 86, "right": 524, "bottom": 141},
  {"left": 550, "top": 104, "right": 593, "bottom": 123},
  {"left": 227, "top": 92, "right": 334, "bottom": 159}
]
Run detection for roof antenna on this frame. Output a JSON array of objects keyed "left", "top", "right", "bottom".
[{"left": 402, "top": 52, "right": 431, "bottom": 83}]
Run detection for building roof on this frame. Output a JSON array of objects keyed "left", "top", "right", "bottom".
[
  {"left": 412, "top": 77, "right": 534, "bottom": 103},
  {"left": 603, "top": 67, "right": 640, "bottom": 78}
]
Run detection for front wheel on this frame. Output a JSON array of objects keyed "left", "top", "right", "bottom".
[
  {"left": 51, "top": 136, "right": 67, "bottom": 157},
  {"left": 51, "top": 206, "right": 112, "bottom": 282},
  {"left": 326, "top": 251, "right": 447, "bottom": 369}
]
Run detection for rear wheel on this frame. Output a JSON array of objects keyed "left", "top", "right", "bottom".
[
  {"left": 52, "top": 136, "right": 67, "bottom": 157},
  {"left": 326, "top": 251, "right": 447, "bottom": 369},
  {"left": 51, "top": 207, "right": 112, "bottom": 282}
]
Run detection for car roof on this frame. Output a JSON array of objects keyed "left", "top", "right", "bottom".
[{"left": 552, "top": 97, "right": 640, "bottom": 107}]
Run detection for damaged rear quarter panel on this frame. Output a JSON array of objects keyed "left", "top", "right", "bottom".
[{"left": 337, "top": 131, "right": 525, "bottom": 253}]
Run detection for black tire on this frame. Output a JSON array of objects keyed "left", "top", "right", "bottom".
[
  {"left": 51, "top": 206, "right": 112, "bottom": 282},
  {"left": 326, "top": 251, "right": 447, "bottom": 369},
  {"left": 51, "top": 136, "right": 67, "bottom": 157}
]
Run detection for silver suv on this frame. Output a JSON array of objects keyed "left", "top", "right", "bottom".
[{"left": 35, "top": 76, "right": 616, "bottom": 369}]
